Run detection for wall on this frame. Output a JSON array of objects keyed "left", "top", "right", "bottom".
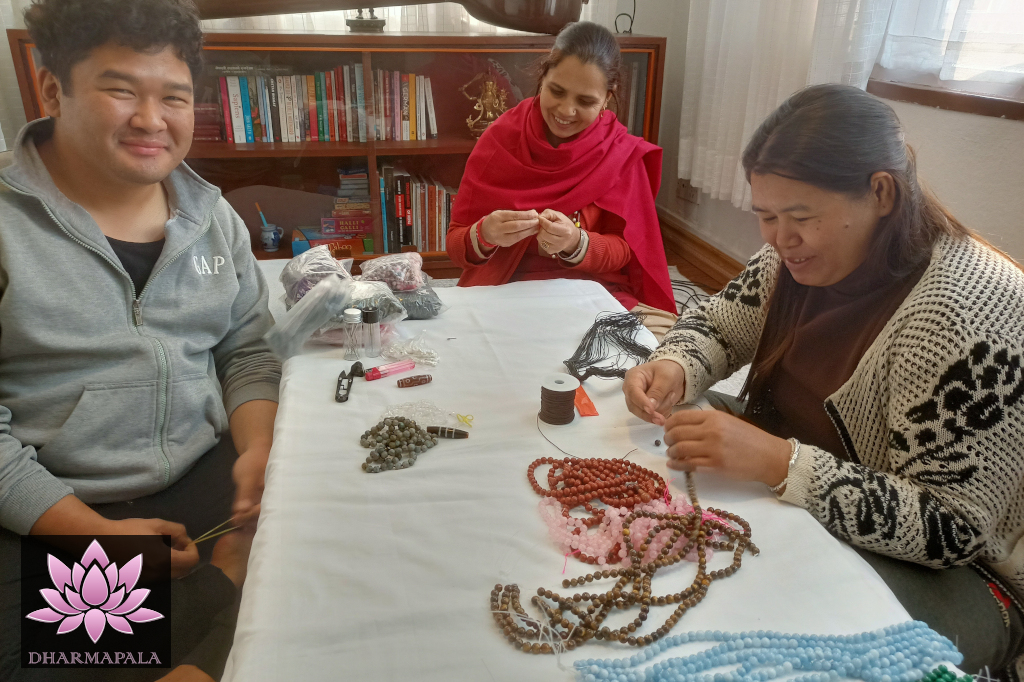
[{"left": 888, "top": 101, "right": 1024, "bottom": 261}]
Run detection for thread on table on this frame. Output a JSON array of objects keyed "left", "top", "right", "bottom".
[
  {"left": 490, "top": 603, "right": 577, "bottom": 672},
  {"left": 563, "top": 311, "right": 652, "bottom": 382},
  {"left": 540, "top": 385, "right": 577, "bottom": 426},
  {"left": 535, "top": 415, "right": 637, "bottom": 460}
]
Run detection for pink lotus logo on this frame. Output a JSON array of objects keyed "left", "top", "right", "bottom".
[{"left": 26, "top": 539, "right": 163, "bottom": 643}]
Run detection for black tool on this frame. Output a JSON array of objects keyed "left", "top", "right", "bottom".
[{"left": 335, "top": 362, "right": 364, "bottom": 403}]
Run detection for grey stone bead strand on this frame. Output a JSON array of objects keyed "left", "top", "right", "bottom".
[{"left": 359, "top": 417, "right": 439, "bottom": 473}]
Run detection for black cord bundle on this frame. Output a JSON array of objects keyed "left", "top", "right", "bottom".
[
  {"left": 563, "top": 311, "right": 652, "bottom": 382},
  {"left": 672, "top": 279, "right": 711, "bottom": 313}
]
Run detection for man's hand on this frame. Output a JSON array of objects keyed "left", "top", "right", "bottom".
[
  {"left": 663, "top": 408, "right": 791, "bottom": 486},
  {"left": 478, "top": 210, "right": 540, "bottom": 249},
  {"left": 107, "top": 517, "right": 199, "bottom": 579},
  {"left": 231, "top": 446, "right": 269, "bottom": 529},
  {"left": 31, "top": 496, "right": 198, "bottom": 578},
  {"left": 537, "top": 209, "right": 581, "bottom": 256},
  {"left": 155, "top": 664, "right": 215, "bottom": 682},
  {"left": 228, "top": 400, "right": 277, "bottom": 529},
  {"left": 623, "top": 360, "right": 687, "bottom": 426}
]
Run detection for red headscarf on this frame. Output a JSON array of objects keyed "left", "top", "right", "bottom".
[{"left": 450, "top": 97, "right": 675, "bottom": 312}]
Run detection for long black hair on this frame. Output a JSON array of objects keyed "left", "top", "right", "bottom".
[{"left": 738, "top": 83, "right": 1007, "bottom": 405}]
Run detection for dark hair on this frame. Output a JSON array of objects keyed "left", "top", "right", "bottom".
[
  {"left": 536, "top": 21, "right": 622, "bottom": 104},
  {"left": 25, "top": 0, "right": 204, "bottom": 91},
  {"left": 739, "top": 84, "right": 981, "bottom": 406}
]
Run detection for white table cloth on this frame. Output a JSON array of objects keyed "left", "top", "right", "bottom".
[{"left": 223, "top": 269, "right": 921, "bottom": 681}]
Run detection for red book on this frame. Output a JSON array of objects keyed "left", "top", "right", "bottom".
[{"left": 218, "top": 77, "right": 233, "bottom": 143}]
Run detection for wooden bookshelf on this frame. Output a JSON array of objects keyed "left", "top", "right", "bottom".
[{"left": 7, "top": 30, "right": 667, "bottom": 277}]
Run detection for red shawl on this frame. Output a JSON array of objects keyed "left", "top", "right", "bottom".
[{"left": 449, "top": 97, "right": 675, "bottom": 312}]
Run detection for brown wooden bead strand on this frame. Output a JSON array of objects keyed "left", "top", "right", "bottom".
[
  {"left": 527, "top": 456, "right": 668, "bottom": 565},
  {"left": 491, "top": 472, "right": 757, "bottom": 654}
]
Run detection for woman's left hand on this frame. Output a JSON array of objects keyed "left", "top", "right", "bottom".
[
  {"left": 663, "top": 408, "right": 792, "bottom": 487},
  {"left": 537, "top": 209, "right": 582, "bottom": 256}
]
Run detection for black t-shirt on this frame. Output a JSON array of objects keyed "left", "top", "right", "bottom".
[{"left": 107, "top": 237, "right": 165, "bottom": 295}]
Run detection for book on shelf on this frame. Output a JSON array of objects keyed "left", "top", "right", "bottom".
[
  {"left": 238, "top": 76, "right": 255, "bottom": 143},
  {"left": 400, "top": 75, "right": 410, "bottom": 141},
  {"left": 415, "top": 75, "right": 425, "bottom": 142},
  {"left": 377, "top": 163, "right": 456, "bottom": 253},
  {"left": 216, "top": 80, "right": 234, "bottom": 143},
  {"left": 408, "top": 74, "right": 417, "bottom": 141},
  {"left": 313, "top": 73, "right": 324, "bottom": 141},
  {"left": 267, "top": 77, "right": 282, "bottom": 142},
  {"left": 207, "top": 64, "right": 437, "bottom": 145},
  {"left": 424, "top": 78, "right": 438, "bottom": 139},
  {"left": 332, "top": 69, "right": 346, "bottom": 142},
  {"left": 326, "top": 72, "right": 337, "bottom": 142},
  {"left": 354, "top": 66, "right": 367, "bottom": 143}
]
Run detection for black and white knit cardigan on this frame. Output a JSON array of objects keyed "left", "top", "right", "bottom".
[{"left": 649, "top": 234, "right": 1024, "bottom": 602}]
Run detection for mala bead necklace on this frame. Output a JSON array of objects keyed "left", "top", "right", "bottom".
[
  {"left": 528, "top": 457, "right": 669, "bottom": 565},
  {"left": 359, "top": 417, "right": 438, "bottom": 473},
  {"left": 572, "top": 622, "right": 963, "bottom": 682},
  {"left": 538, "top": 497, "right": 730, "bottom": 568},
  {"left": 492, "top": 472, "right": 758, "bottom": 654}
]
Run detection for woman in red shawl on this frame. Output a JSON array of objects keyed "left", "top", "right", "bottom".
[{"left": 447, "top": 22, "right": 676, "bottom": 333}]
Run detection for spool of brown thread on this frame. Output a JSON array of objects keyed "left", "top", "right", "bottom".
[{"left": 539, "top": 374, "right": 581, "bottom": 426}]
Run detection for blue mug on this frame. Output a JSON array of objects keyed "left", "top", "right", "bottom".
[{"left": 261, "top": 224, "right": 284, "bottom": 252}]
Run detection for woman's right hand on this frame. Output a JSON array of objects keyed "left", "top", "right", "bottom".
[
  {"left": 623, "top": 360, "right": 688, "bottom": 426},
  {"left": 479, "top": 210, "right": 541, "bottom": 248}
]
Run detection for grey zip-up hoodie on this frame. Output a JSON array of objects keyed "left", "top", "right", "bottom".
[{"left": 0, "top": 119, "right": 281, "bottom": 534}]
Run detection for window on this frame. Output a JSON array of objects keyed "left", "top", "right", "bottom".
[{"left": 867, "top": 0, "right": 1024, "bottom": 116}]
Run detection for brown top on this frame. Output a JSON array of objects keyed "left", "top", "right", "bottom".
[{"left": 761, "top": 255, "right": 926, "bottom": 459}]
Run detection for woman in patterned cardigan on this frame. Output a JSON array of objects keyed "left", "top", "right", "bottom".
[{"left": 624, "top": 84, "right": 1024, "bottom": 674}]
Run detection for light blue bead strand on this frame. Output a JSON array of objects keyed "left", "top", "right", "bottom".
[{"left": 572, "top": 622, "right": 962, "bottom": 682}]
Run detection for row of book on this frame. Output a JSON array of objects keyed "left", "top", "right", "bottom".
[
  {"left": 379, "top": 164, "right": 455, "bottom": 255},
  {"left": 368, "top": 70, "right": 438, "bottom": 142},
  {"left": 206, "top": 64, "right": 440, "bottom": 144}
]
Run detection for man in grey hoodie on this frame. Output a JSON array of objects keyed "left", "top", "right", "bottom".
[{"left": 0, "top": 1, "right": 281, "bottom": 680}]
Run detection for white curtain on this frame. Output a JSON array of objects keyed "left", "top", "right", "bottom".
[
  {"left": 678, "top": 0, "right": 895, "bottom": 211},
  {"left": 877, "top": 0, "right": 1024, "bottom": 96},
  {"left": 0, "top": 0, "right": 31, "bottom": 151}
]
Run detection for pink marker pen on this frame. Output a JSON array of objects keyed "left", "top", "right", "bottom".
[{"left": 364, "top": 359, "right": 415, "bottom": 381}]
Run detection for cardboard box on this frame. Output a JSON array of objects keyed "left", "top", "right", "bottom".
[{"left": 291, "top": 228, "right": 366, "bottom": 258}]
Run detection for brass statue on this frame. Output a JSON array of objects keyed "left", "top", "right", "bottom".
[{"left": 459, "top": 73, "right": 509, "bottom": 138}]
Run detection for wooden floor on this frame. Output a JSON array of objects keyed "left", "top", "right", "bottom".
[
  {"left": 664, "top": 244, "right": 726, "bottom": 294},
  {"left": 660, "top": 220, "right": 745, "bottom": 295}
]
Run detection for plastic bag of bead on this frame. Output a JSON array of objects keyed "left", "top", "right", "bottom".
[
  {"left": 357, "top": 252, "right": 425, "bottom": 292},
  {"left": 309, "top": 280, "right": 409, "bottom": 345},
  {"left": 264, "top": 274, "right": 359, "bottom": 359},
  {"left": 381, "top": 330, "right": 439, "bottom": 366},
  {"left": 280, "top": 245, "right": 355, "bottom": 309},
  {"left": 392, "top": 275, "right": 446, "bottom": 320}
]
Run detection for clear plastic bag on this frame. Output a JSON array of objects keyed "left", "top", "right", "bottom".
[
  {"left": 358, "top": 252, "right": 425, "bottom": 292},
  {"left": 280, "top": 245, "right": 354, "bottom": 309},
  {"left": 392, "top": 275, "right": 445, "bottom": 320},
  {"left": 265, "top": 276, "right": 408, "bottom": 358},
  {"left": 381, "top": 330, "right": 439, "bottom": 366}
]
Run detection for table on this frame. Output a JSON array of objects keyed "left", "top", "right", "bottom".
[{"left": 223, "top": 271, "right": 918, "bottom": 681}]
